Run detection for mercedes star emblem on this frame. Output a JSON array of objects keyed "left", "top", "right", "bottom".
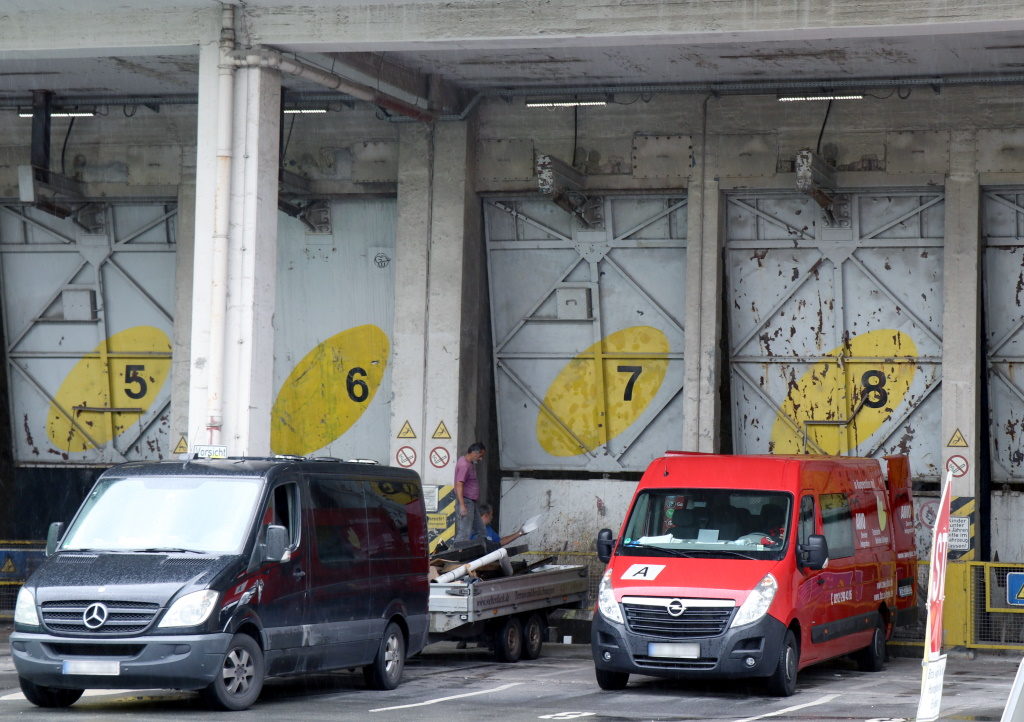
[{"left": 83, "top": 602, "right": 109, "bottom": 629}]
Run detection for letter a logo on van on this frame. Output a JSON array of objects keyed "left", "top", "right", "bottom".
[{"left": 622, "top": 564, "right": 666, "bottom": 581}]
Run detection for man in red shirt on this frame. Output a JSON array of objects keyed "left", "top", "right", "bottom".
[{"left": 454, "top": 442, "right": 486, "bottom": 541}]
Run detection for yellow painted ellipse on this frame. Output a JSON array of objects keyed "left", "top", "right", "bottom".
[
  {"left": 47, "top": 325, "right": 172, "bottom": 452},
  {"left": 271, "top": 324, "right": 389, "bottom": 455},
  {"left": 770, "top": 329, "right": 919, "bottom": 455},
  {"left": 537, "top": 326, "right": 669, "bottom": 457}
]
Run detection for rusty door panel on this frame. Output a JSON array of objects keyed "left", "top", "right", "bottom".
[{"left": 725, "top": 191, "right": 944, "bottom": 480}]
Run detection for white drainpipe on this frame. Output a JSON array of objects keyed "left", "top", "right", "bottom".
[
  {"left": 236, "top": 47, "right": 435, "bottom": 123},
  {"left": 206, "top": 3, "right": 235, "bottom": 446}
]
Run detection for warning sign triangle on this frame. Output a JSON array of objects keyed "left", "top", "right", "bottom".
[
  {"left": 947, "top": 429, "right": 968, "bottom": 448},
  {"left": 173, "top": 435, "right": 188, "bottom": 454},
  {"left": 1, "top": 556, "right": 15, "bottom": 573},
  {"left": 432, "top": 421, "right": 451, "bottom": 440},
  {"left": 398, "top": 421, "right": 417, "bottom": 439}
]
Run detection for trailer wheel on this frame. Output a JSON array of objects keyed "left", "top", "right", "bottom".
[
  {"left": 19, "top": 677, "right": 83, "bottom": 708},
  {"left": 521, "top": 613, "right": 544, "bottom": 660},
  {"left": 595, "top": 667, "right": 629, "bottom": 690},
  {"left": 855, "top": 618, "right": 887, "bottom": 672},
  {"left": 494, "top": 616, "right": 523, "bottom": 662}
]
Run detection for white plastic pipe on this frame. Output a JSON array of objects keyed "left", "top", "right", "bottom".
[
  {"left": 434, "top": 547, "right": 512, "bottom": 584},
  {"left": 205, "top": 3, "right": 235, "bottom": 446}
]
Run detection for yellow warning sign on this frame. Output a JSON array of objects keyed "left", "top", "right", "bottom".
[
  {"left": 173, "top": 435, "right": 188, "bottom": 454},
  {"left": 947, "top": 429, "right": 968, "bottom": 448},
  {"left": 432, "top": 421, "right": 451, "bottom": 440},
  {"left": 1, "top": 556, "right": 15, "bottom": 573},
  {"left": 398, "top": 421, "right": 416, "bottom": 439}
]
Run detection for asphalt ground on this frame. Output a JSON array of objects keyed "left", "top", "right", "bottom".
[{"left": 1, "top": 625, "right": 1022, "bottom": 721}]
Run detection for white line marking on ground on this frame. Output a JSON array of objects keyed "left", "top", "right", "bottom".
[
  {"left": 732, "top": 693, "right": 840, "bottom": 722},
  {"left": 369, "top": 682, "right": 523, "bottom": 712},
  {"left": 0, "top": 688, "right": 148, "bottom": 702}
]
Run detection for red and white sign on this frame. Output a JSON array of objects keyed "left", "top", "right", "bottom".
[
  {"left": 395, "top": 446, "right": 416, "bottom": 468},
  {"left": 429, "top": 446, "right": 451, "bottom": 468},
  {"left": 945, "top": 454, "right": 969, "bottom": 478},
  {"left": 916, "top": 469, "right": 953, "bottom": 721}
]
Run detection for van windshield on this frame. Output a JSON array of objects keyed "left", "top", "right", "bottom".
[
  {"left": 619, "top": 489, "right": 792, "bottom": 561},
  {"left": 60, "top": 475, "right": 263, "bottom": 555}
]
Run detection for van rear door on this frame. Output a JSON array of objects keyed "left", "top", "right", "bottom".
[{"left": 885, "top": 455, "right": 918, "bottom": 627}]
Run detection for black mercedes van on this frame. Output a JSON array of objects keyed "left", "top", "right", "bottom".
[{"left": 11, "top": 456, "right": 429, "bottom": 710}]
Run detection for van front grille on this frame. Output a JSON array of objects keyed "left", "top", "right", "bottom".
[
  {"left": 623, "top": 602, "right": 733, "bottom": 638},
  {"left": 40, "top": 600, "right": 160, "bottom": 635},
  {"left": 634, "top": 655, "right": 718, "bottom": 670}
]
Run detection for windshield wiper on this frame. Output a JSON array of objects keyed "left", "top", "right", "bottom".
[
  {"left": 683, "top": 548, "right": 760, "bottom": 561},
  {"left": 133, "top": 547, "right": 207, "bottom": 554},
  {"left": 622, "top": 542, "right": 699, "bottom": 558}
]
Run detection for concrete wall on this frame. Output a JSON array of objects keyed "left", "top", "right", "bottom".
[{"left": 4, "top": 80, "right": 1024, "bottom": 554}]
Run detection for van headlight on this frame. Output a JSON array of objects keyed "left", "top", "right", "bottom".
[
  {"left": 14, "top": 586, "right": 39, "bottom": 627},
  {"left": 158, "top": 590, "right": 219, "bottom": 628},
  {"left": 731, "top": 573, "right": 777, "bottom": 628},
  {"left": 598, "top": 569, "right": 624, "bottom": 625}
]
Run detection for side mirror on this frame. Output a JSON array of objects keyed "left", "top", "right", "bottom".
[
  {"left": 799, "top": 534, "right": 829, "bottom": 570},
  {"left": 597, "top": 528, "right": 615, "bottom": 563},
  {"left": 263, "top": 525, "right": 288, "bottom": 563},
  {"left": 46, "top": 522, "right": 65, "bottom": 556}
]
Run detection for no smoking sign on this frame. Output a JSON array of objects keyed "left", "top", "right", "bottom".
[
  {"left": 429, "top": 446, "right": 451, "bottom": 468},
  {"left": 945, "top": 454, "right": 969, "bottom": 478}
]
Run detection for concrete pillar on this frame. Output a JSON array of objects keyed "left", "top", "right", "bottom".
[
  {"left": 390, "top": 119, "right": 484, "bottom": 490},
  {"left": 682, "top": 100, "right": 724, "bottom": 453},
  {"left": 171, "top": 175, "right": 195, "bottom": 454},
  {"left": 223, "top": 66, "right": 280, "bottom": 455},
  {"left": 188, "top": 43, "right": 280, "bottom": 456},
  {"left": 941, "top": 129, "right": 982, "bottom": 560}
]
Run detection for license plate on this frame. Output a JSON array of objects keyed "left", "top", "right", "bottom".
[
  {"left": 648, "top": 642, "right": 700, "bottom": 659},
  {"left": 62, "top": 660, "right": 120, "bottom": 676}
]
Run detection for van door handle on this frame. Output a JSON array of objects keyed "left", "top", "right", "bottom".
[
  {"left": 293, "top": 567, "right": 306, "bottom": 580},
  {"left": 816, "top": 577, "right": 825, "bottom": 586}
]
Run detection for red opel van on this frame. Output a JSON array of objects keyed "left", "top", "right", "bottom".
[{"left": 592, "top": 452, "right": 916, "bottom": 696}]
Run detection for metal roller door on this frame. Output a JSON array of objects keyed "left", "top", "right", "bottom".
[
  {"left": 485, "top": 194, "right": 686, "bottom": 472},
  {"left": 983, "top": 189, "right": 1024, "bottom": 485},
  {"left": 0, "top": 202, "right": 177, "bottom": 465},
  {"left": 725, "top": 191, "right": 944, "bottom": 479},
  {"left": 272, "top": 198, "right": 395, "bottom": 463}
]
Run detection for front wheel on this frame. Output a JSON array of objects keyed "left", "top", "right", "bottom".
[
  {"left": 200, "top": 632, "right": 265, "bottom": 711},
  {"left": 595, "top": 667, "right": 629, "bottom": 690},
  {"left": 19, "top": 677, "right": 83, "bottom": 708},
  {"left": 855, "top": 619, "right": 887, "bottom": 672},
  {"left": 765, "top": 629, "right": 799, "bottom": 697},
  {"left": 364, "top": 621, "right": 406, "bottom": 690}
]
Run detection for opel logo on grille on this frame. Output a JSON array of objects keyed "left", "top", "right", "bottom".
[
  {"left": 83, "top": 602, "right": 109, "bottom": 629},
  {"left": 666, "top": 599, "right": 687, "bottom": 617}
]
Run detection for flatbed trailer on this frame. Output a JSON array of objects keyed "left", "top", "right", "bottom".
[{"left": 428, "top": 563, "right": 589, "bottom": 662}]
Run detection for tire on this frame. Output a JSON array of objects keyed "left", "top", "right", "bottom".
[
  {"left": 18, "top": 677, "right": 83, "bottom": 708},
  {"left": 766, "top": 629, "right": 799, "bottom": 697},
  {"left": 595, "top": 667, "right": 629, "bottom": 690},
  {"left": 855, "top": 619, "right": 887, "bottom": 672},
  {"left": 521, "top": 614, "right": 544, "bottom": 660},
  {"left": 364, "top": 621, "right": 406, "bottom": 690},
  {"left": 494, "top": 616, "right": 523, "bottom": 662},
  {"left": 200, "top": 632, "right": 265, "bottom": 711}
]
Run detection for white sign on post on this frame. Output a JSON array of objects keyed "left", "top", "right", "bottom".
[{"left": 193, "top": 444, "right": 227, "bottom": 459}]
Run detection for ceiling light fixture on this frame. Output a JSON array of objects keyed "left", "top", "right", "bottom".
[
  {"left": 777, "top": 94, "right": 864, "bottom": 102},
  {"left": 18, "top": 110, "right": 96, "bottom": 118},
  {"left": 283, "top": 107, "right": 328, "bottom": 114},
  {"left": 525, "top": 98, "right": 607, "bottom": 108}
]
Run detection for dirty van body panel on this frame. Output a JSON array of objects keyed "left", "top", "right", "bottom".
[
  {"left": 593, "top": 453, "right": 909, "bottom": 690},
  {"left": 12, "top": 458, "right": 429, "bottom": 706}
]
